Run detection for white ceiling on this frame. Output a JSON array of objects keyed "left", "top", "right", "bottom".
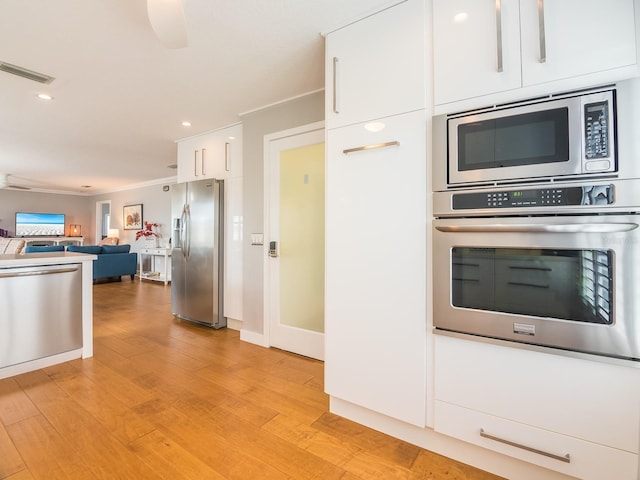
[{"left": 0, "top": 0, "right": 392, "bottom": 194}]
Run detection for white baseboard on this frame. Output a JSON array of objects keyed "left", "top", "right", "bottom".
[
  {"left": 226, "top": 318, "right": 242, "bottom": 331},
  {"left": 240, "top": 328, "right": 269, "bottom": 347}
]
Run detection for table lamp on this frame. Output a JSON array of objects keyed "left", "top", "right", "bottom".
[{"left": 108, "top": 228, "right": 120, "bottom": 245}]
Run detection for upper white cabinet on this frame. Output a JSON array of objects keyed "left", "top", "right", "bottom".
[
  {"left": 433, "top": 0, "right": 638, "bottom": 109},
  {"left": 176, "top": 123, "right": 242, "bottom": 183},
  {"left": 325, "top": 0, "right": 426, "bottom": 129}
]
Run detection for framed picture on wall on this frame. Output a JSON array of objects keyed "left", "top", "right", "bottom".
[{"left": 123, "top": 204, "right": 143, "bottom": 230}]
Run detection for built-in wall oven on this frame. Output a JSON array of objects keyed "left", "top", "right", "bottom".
[{"left": 432, "top": 79, "right": 640, "bottom": 361}]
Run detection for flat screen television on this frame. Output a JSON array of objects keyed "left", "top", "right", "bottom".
[{"left": 15, "top": 212, "right": 65, "bottom": 237}]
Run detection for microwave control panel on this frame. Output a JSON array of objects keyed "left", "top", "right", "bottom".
[
  {"left": 452, "top": 184, "right": 614, "bottom": 210},
  {"left": 584, "top": 101, "right": 610, "bottom": 159}
]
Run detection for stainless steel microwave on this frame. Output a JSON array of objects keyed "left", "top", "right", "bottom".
[{"left": 433, "top": 85, "right": 619, "bottom": 190}]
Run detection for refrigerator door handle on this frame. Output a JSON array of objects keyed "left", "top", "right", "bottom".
[
  {"left": 180, "top": 205, "right": 187, "bottom": 260},
  {"left": 184, "top": 204, "right": 191, "bottom": 260}
]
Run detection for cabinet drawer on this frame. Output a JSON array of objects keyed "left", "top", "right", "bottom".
[
  {"left": 434, "top": 335, "right": 640, "bottom": 452},
  {"left": 435, "top": 401, "right": 639, "bottom": 480}
]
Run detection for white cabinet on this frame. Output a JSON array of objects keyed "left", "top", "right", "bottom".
[
  {"left": 221, "top": 123, "right": 242, "bottom": 178},
  {"left": 176, "top": 123, "right": 242, "bottom": 183},
  {"left": 324, "top": 0, "right": 426, "bottom": 129},
  {"left": 222, "top": 124, "right": 242, "bottom": 321},
  {"left": 223, "top": 175, "right": 243, "bottom": 321},
  {"left": 177, "top": 132, "right": 223, "bottom": 182},
  {"left": 434, "top": 335, "right": 640, "bottom": 479},
  {"left": 433, "top": 0, "right": 638, "bottom": 109},
  {"left": 325, "top": 110, "right": 427, "bottom": 427}
]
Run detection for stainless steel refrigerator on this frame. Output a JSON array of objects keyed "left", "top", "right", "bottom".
[{"left": 171, "top": 178, "right": 225, "bottom": 328}]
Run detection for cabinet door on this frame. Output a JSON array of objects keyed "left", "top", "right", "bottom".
[
  {"left": 220, "top": 123, "right": 243, "bottom": 178},
  {"left": 325, "top": 0, "right": 426, "bottom": 129},
  {"left": 520, "top": 0, "right": 637, "bottom": 87},
  {"left": 433, "top": 0, "right": 522, "bottom": 105},
  {"left": 176, "top": 136, "right": 200, "bottom": 183},
  {"left": 223, "top": 175, "right": 243, "bottom": 320},
  {"left": 177, "top": 131, "right": 229, "bottom": 182},
  {"left": 325, "top": 110, "right": 427, "bottom": 427}
]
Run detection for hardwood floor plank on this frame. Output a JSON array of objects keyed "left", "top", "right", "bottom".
[
  {"left": 0, "top": 378, "right": 40, "bottom": 426},
  {"left": 129, "top": 429, "right": 227, "bottom": 479},
  {"left": 5, "top": 414, "right": 97, "bottom": 479},
  {"left": 0, "top": 421, "right": 26, "bottom": 479}
]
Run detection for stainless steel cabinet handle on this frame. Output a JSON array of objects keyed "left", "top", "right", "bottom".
[
  {"left": 225, "top": 142, "right": 230, "bottom": 172},
  {"left": 436, "top": 223, "right": 638, "bottom": 233},
  {"left": 496, "top": 0, "right": 503, "bottom": 72},
  {"left": 343, "top": 141, "right": 400, "bottom": 155},
  {"left": 0, "top": 267, "right": 79, "bottom": 279},
  {"left": 332, "top": 56, "right": 340, "bottom": 114},
  {"left": 194, "top": 150, "right": 199, "bottom": 177},
  {"left": 201, "top": 148, "right": 207, "bottom": 176},
  {"left": 538, "top": 0, "right": 546, "bottom": 63},
  {"left": 480, "top": 429, "right": 570, "bottom": 463}
]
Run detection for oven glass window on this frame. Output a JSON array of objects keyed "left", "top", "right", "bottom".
[
  {"left": 457, "top": 108, "right": 570, "bottom": 171},
  {"left": 452, "top": 247, "right": 613, "bottom": 324}
]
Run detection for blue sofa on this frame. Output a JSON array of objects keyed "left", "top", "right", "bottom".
[{"left": 67, "top": 244, "right": 137, "bottom": 282}]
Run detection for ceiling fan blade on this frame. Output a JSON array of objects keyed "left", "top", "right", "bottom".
[{"left": 147, "top": 0, "right": 188, "bottom": 49}]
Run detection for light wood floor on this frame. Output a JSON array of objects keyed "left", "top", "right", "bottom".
[{"left": 0, "top": 278, "right": 504, "bottom": 480}]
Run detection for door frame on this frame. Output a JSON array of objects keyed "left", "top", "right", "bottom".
[
  {"left": 95, "top": 200, "right": 111, "bottom": 242},
  {"left": 262, "top": 121, "right": 325, "bottom": 351}
]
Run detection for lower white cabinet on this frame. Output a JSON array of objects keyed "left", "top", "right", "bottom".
[
  {"left": 325, "top": 110, "right": 427, "bottom": 427},
  {"left": 434, "top": 335, "right": 640, "bottom": 479}
]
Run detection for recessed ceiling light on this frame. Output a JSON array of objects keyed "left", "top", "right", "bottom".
[
  {"left": 181, "top": 121, "right": 191, "bottom": 127},
  {"left": 227, "top": 136, "right": 236, "bottom": 140},
  {"left": 37, "top": 93, "right": 53, "bottom": 100}
]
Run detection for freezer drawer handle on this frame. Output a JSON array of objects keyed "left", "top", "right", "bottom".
[
  {"left": 343, "top": 141, "right": 400, "bottom": 155},
  {"left": 435, "top": 223, "right": 638, "bottom": 233},
  {"left": 480, "top": 428, "right": 570, "bottom": 463},
  {"left": 0, "top": 266, "right": 79, "bottom": 279}
]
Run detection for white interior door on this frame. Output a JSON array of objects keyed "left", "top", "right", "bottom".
[{"left": 266, "top": 124, "right": 325, "bottom": 360}]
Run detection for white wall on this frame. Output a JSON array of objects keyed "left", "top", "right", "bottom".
[
  {"left": 89, "top": 180, "right": 175, "bottom": 252},
  {"left": 240, "top": 91, "right": 324, "bottom": 335}
]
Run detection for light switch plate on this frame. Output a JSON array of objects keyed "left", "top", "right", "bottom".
[{"left": 251, "top": 233, "right": 264, "bottom": 245}]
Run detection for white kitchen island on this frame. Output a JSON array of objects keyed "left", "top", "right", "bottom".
[{"left": 0, "top": 251, "right": 96, "bottom": 379}]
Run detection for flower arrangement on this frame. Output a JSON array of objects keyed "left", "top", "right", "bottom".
[{"left": 136, "top": 221, "right": 160, "bottom": 240}]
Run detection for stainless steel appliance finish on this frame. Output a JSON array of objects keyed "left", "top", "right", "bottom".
[
  {"left": 0, "top": 263, "right": 82, "bottom": 368},
  {"left": 433, "top": 78, "right": 640, "bottom": 191},
  {"left": 171, "top": 179, "right": 225, "bottom": 328},
  {"left": 433, "top": 214, "right": 640, "bottom": 361}
]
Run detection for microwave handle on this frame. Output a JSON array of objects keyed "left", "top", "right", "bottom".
[
  {"left": 496, "top": 0, "right": 503, "bottom": 72},
  {"left": 538, "top": 0, "right": 546, "bottom": 63},
  {"left": 435, "top": 223, "right": 638, "bottom": 234}
]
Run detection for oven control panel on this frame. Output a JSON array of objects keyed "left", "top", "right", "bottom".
[{"left": 452, "top": 184, "right": 614, "bottom": 210}]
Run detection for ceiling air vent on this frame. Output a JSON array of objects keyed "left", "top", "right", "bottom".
[{"left": 0, "top": 61, "right": 55, "bottom": 84}]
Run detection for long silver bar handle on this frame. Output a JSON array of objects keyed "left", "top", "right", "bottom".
[
  {"left": 436, "top": 223, "right": 638, "bottom": 233},
  {"left": 194, "top": 150, "right": 199, "bottom": 177},
  {"left": 225, "top": 142, "right": 230, "bottom": 172},
  {"left": 201, "top": 148, "right": 207, "bottom": 176},
  {"left": 0, "top": 267, "right": 79, "bottom": 279},
  {"left": 480, "top": 429, "right": 570, "bottom": 463},
  {"left": 343, "top": 141, "right": 400, "bottom": 155},
  {"left": 180, "top": 205, "right": 188, "bottom": 260},
  {"left": 538, "top": 0, "right": 546, "bottom": 63},
  {"left": 496, "top": 0, "right": 503, "bottom": 72},
  {"left": 332, "top": 56, "right": 340, "bottom": 114}
]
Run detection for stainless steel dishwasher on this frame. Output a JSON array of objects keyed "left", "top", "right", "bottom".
[{"left": 0, "top": 263, "right": 83, "bottom": 368}]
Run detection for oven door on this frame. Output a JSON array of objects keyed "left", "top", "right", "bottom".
[{"left": 433, "top": 214, "right": 640, "bottom": 360}]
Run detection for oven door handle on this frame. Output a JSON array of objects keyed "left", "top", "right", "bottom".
[{"left": 435, "top": 223, "right": 638, "bottom": 233}]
